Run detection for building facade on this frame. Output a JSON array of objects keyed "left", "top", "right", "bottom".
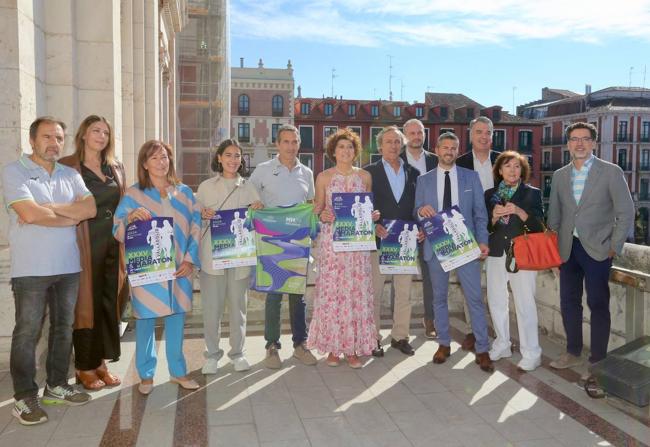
[
  {"left": 230, "top": 58, "right": 295, "bottom": 171},
  {"left": 295, "top": 92, "right": 543, "bottom": 186},
  {"left": 177, "top": 0, "right": 230, "bottom": 190},
  {"left": 519, "top": 86, "right": 650, "bottom": 244},
  {"left": 0, "top": 0, "right": 190, "bottom": 335}
]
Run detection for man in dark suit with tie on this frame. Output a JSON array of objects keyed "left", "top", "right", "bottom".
[
  {"left": 455, "top": 116, "right": 500, "bottom": 352},
  {"left": 400, "top": 118, "right": 438, "bottom": 339},
  {"left": 415, "top": 132, "right": 494, "bottom": 372},
  {"left": 365, "top": 126, "right": 420, "bottom": 356}
]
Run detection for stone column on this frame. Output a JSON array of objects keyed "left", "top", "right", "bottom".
[
  {"left": 144, "top": 0, "right": 159, "bottom": 140},
  {"left": 132, "top": 0, "right": 146, "bottom": 175},
  {"left": 121, "top": 0, "right": 136, "bottom": 183}
]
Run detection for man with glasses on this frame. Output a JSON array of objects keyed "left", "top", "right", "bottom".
[{"left": 547, "top": 122, "right": 634, "bottom": 372}]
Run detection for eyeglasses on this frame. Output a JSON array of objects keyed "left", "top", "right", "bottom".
[{"left": 568, "top": 137, "right": 593, "bottom": 143}]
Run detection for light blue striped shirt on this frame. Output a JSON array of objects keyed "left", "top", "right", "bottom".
[
  {"left": 571, "top": 154, "right": 595, "bottom": 237},
  {"left": 382, "top": 158, "right": 406, "bottom": 203}
]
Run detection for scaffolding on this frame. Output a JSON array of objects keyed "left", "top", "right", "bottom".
[{"left": 177, "top": 0, "right": 230, "bottom": 188}]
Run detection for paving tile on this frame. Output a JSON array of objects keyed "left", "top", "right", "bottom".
[
  {"left": 356, "top": 430, "right": 413, "bottom": 447},
  {"left": 208, "top": 423, "right": 259, "bottom": 447},
  {"left": 535, "top": 415, "right": 611, "bottom": 447},
  {"left": 472, "top": 402, "right": 550, "bottom": 442},
  {"left": 252, "top": 402, "right": 306, "bottom": 443},
  {"left": 373, "top": 382, "right": 427, "bottom": 413},
  {"left": 50, "top": 400, "right": 115, "bottom": 440},
  {"left": 389, "top": 410, "right": 463, "bottom": 447},
  {"left": 417, "top": 391, "right": 484, "bottom": 426},
  {"left": 302, "top": 416, "right": 361, "bottom": 447},
  {"left": 47, "top": 435, "right": 103, "bottom": 447},
  {"left": 452, "top": 422, "right": 511, "bottom": 447},
  {"left": 289, "top": 386, "right": 338, "bottom": 419},
  {"left": 338, "top": 398, "right": 398, "bottom": 435}
]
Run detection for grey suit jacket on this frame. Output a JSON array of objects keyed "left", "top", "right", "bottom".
[
  {"left": 414, "top": 166, "right": 489, "bottom": 262},
  {"left": 547, "top": 156, "right": 634, "bottom": 262}
]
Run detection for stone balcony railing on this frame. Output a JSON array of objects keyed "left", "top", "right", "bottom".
[{"left": 1, "top": 244, "right": 649, "bottom": 354}]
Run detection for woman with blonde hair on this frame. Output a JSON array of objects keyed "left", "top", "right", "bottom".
[{"left": 59, "top": 115, "right": 127, "bottom": 390}]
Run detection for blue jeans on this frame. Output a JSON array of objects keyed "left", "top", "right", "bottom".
[
  {"left": 10, "top": 273, "right": 80, "bottom": 400},
  {"left": 264, "top": 293, "right": 307, "bottom": 349}
]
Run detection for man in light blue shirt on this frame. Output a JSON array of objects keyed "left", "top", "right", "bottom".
[
  {"left": 249, "top": 124, "right": 317, "bottom": 369},
  {"left": 2, "top": 117, "right": 97, "bottom": 425}
]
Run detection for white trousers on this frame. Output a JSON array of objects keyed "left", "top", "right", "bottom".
[
  {"left": 486, "top": 255, "right": 542, "bottom": 360},
  {"left": 199, "top": 270, "right": 248, "bottom": 361}
]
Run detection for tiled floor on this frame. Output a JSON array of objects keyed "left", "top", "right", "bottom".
[{"left": 0, "top": 317, "right": 648, "bottom": 447}]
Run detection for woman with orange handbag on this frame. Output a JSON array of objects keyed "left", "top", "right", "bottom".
[{"left": 484, "top": 151, "right": 544, "bottom": 372}]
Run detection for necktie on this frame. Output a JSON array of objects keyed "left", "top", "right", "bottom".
[{"left": 443, "top": 171, "right": 451, "bottom": 210}]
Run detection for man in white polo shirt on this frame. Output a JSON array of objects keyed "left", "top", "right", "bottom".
[
  {"left": 2, "top": 117, "right": 97, "bottom": 425},
  {"left": 249, "top": 124, "right": 317, "bottom": 369}
]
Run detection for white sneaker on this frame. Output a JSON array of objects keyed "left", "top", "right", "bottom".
[
  {"left": 488, "top": 346, "right": 512, "bottom": 361},
  {"left": 202, "top": 358, "right": 219, "bottom": 375},
  {"left": 233, "top": 356, "right": 251, "bottom": 372},
  {"left": 517, "top": 357, "right": 542, "bottom": 372}
]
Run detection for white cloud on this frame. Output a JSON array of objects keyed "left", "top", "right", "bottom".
[{"left": 231, "top": 0, "right": 650, "bottom": 46}]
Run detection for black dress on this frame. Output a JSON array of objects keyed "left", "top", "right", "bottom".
[{"left": 73, "top": 164, "right": 122, "bottom": 370}]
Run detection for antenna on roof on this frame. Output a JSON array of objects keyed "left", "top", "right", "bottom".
[
  {"left": 643, "top": 65, "right": 647, "bottom": 95},
  {"left": 629, "top": 66, "right": 634, "bottom": 88},
  {"left": 388, "top": 55, "right": 394, "bottom": 101},
  {"left": 331, "top": 68, "right": 337, "bottom": 98}
]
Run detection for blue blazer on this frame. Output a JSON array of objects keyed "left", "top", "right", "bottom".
[{"left": 414, "top": 166, "right": 489, "bottom": 262}]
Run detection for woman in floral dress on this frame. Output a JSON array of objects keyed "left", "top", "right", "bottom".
[{"left": 307, "top": 128, "right": 378, "bottom": 368}]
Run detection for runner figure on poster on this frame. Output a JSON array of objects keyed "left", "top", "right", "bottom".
[
  {"left": 230, "top": 210, "right": 247, "bottom": 248},
  {"left": 398, "top": 223, "right": 411, "bottom": 265},
  {"left": 160, "top": 219, "right": 174, "bottom": 267},
  {"left": 408, "top": 224, "right": 419, "bottom": 259},
  {"left": 146, "top": 220, "right": 162, "bottom": 263},
  {"left": 350, "top": 195, "right": 365, "bottom": 240},
  {"left": 361, "top": 195, "right": 374, "bottom": 234}
]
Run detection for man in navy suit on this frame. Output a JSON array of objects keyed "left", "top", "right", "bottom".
[
  {"left": 400, "top": 118, "right": 438, "bottom": 339},
  {"left": 415, "top": 132, "right": 494, "bottom": 372},
  {"left": 365, "top": 126, "right": 420, "bottom": 356},
  {"left": 455, "top": 116, "right": 500, "bottom": 351}
]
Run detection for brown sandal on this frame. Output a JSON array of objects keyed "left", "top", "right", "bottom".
[
  {"left": 76, "top": 369, "right": 105, "bottom": 390},
  {"left": 96, "top": 366, "right": 121, "bottom": 387}
]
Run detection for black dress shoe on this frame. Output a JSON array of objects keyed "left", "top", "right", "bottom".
[
  {"left": 390, "top": 338, "right": 415, "bottom": 356},
  {"left": 372, "top": 341, "right": 384, "bottom": 357}
]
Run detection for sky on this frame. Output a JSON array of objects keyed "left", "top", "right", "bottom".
[{"left": 230, "top": 0, "right": 650, "bottom": 112}]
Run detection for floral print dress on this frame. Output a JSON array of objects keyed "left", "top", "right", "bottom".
[{"left": 307, "top": 172, "right": 376, "bottom": 356}]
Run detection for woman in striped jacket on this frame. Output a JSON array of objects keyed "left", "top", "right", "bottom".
[{"left": 113, "top": 140, "right": 201, "bottom": 395}]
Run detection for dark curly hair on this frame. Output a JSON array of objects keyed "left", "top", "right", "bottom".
[{"left": 325, "top": 128, "right": 362, "bottom": 162}]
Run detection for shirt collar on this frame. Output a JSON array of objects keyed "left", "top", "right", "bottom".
[
  {"left": 382, "top": 157, "right": 404, "bottom": 172},
  {"left": 437, "top": 164, "right": 457, "bottom": 175},
  {"left": 405, "top": 147, "right": 424, "bottom": 162},
  {"left": 271, "top": 155, "right": 302, "bottom": 173},
  {"left": 20, "top": 153, "right": 63, "bottom": 173}
]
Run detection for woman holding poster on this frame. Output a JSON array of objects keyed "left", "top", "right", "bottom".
[
  {"left": 113, "top": 140, "right": 201, "bottom": 394},
  {"left": 196, "top": 139, "right": 263, "bottom": 375},
  {"left": 485, "top": 151, "right": 544, "bottom": 372},
  {"left": 59, "top": 115, "right": 127, "bottom": 390},
  {"left": 306, "top": 129, "right": 378, "bottom": 368}
]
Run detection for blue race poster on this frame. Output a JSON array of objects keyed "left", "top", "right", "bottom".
[
  {"left": 210, "top": 207, "right": 256, "bottom": 269},
  {"left": 249, "top": 203, "right": 318, "bottom": 294},
  {"left": 331, "top": 192, "right": 376, "bottom": 252},
  {"left": 379, "top": 219, "right": 420, "bottom": 275},
  {"left": 125, "top": 217, "right": 176, "bottom": 287},
  {"left": 421, "top": 206, "right": 480, "bottom": 272}
]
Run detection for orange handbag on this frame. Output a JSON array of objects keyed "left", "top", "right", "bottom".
[{"left": 505, "top": 222, "right": 562, "bottom": 273}]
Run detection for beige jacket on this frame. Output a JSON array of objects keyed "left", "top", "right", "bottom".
[{"left": 196, "top": 173, "right": 261, "bottom": 279}]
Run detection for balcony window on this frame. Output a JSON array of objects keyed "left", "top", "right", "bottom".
[
  {"left": 440, "top": 107, "right": 448, "bottom": 119},
  {"left": 300, "top": 102, "right": 311, "bottom": 115},
  {"left": 617, "top": 120, "right": 628, "bottom": 141},
  {"left": 272, "top": 95, "right": 283, "bottom": 115},
  {"left": 642, "top": 121, "right": 650, "bottom": 141},
  {"left": 348, "top": 104, "right": 356, "bottom": 116},
  {"left": 641, "top": 178, "right": 649, "bottom": 200},
  {"left": 493, "top": 110, "right": 501, "bottom": 121},
  {"left": 543, "top": 126, "right": 551, "bottom": 145},
  {"left": 563, "top": 150, "right": 571, "bottom": 165},
  {"left": 299, "top": 126, "right": 313, "bottom": 149},
  {"left": 271, "top": 123, "right": 281, "bottom": 143},
  {"left": 323, "top": 126, "right": 337, "bottom": 145},
  {"left": 618, "top": 149, "right": 628, "bottom": 170},
  {"left": 543, "top": 176, "right": 552, "bottom": 198},
  {"left": 518, "top": 130, "right": 533, "bottom": 152},
  {"left": 238, "top": 123, "right": 250, "bottom": 142},
  {"left": 466, "top": 108, "right": 475, "bottom": 119},
  {"left": 393, "top": 106, "right": 401, "bottom": 117},
  {"left": 415, "top": 106, "right": 424, "bottom": 118},
  {"left": 324, "top": 103, "right": 333, "bottom": 116},
  {"left": 371, "top": 105, "right": 379, "bottom": 117},
  {"left": 641, "top": 149, "right": 650, "bottom": 170},
  {"left": 238, "top": 94, "right": 249, "bottom": 115},
  {"left": 493, "top": 130, "right": 505, "bottom": 151}
]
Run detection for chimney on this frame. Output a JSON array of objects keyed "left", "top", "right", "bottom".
[
  {"left": 240, "top": 57, "right": 244, "bottom": 68},
  {"left": 297, "top": 85, "right": 302, "bottom": 98},
  {"left": 258, "top": 58, "right": 264, "bottom": 68}
]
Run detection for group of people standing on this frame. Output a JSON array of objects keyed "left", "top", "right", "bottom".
[{"left": 2, "top": 114, "right": 633, "bottom": 427}]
